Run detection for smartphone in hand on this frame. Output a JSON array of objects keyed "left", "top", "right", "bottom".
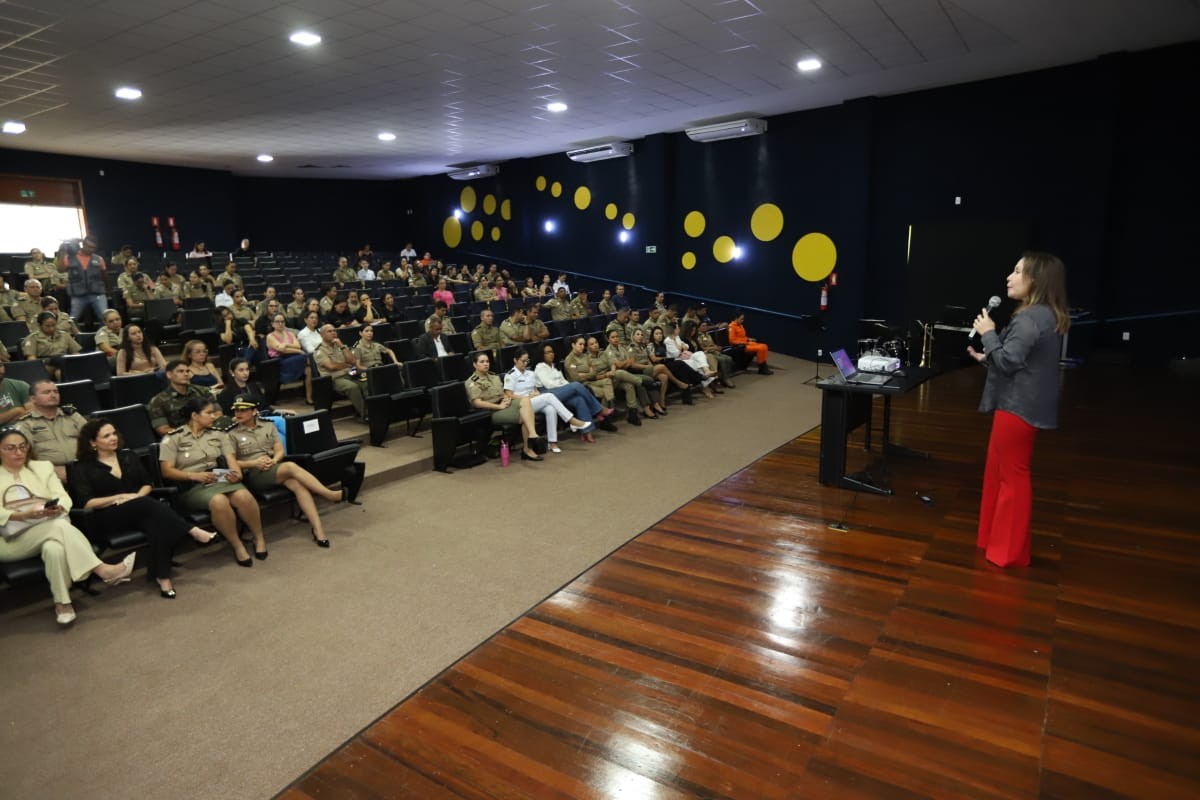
[{"left": 43, "top": 498, "right": 60, "bottom": 509}]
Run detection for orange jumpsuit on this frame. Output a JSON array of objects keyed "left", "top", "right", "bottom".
[{"left": 727, "top": 321, "right": 768, "bottom": 365}]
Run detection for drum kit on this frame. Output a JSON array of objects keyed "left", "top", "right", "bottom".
[{"left": 856, "top": 319, "right": 911, "bottom": 366}]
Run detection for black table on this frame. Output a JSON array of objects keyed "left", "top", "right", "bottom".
[{"left": 814, "top": 367, "right": 936, "bottom": 495}]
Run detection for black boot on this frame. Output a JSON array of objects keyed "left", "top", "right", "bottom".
[
  {"left": 627, "top": 408, "right": 642, "bottom": 426},
  {"left": 758, "top": 363, "right": 774, "bottom": 375}
]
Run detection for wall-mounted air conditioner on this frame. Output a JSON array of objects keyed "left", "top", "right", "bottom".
[
  {"left": 566, "top": 142, "right": 634, "bottom": 163},
  {"left": 685, "top": 118, "right": 767, "bottom": 142},
  {"left": 448, "top": 164, "right": 499, "bottom": 180}
]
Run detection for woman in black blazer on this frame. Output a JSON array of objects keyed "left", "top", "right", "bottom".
[{"left": 67, "top": 419, "right": 218, "bottom": 598}]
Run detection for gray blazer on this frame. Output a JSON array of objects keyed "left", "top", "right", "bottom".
[{"left": 978, "top": 304, "right": 1062, "bottom": 429}]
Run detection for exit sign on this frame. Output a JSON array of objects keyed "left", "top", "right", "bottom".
[
  {"left": 644, "top": 245, "right": 656, "bottom": 254},
  {"left": 19, "top": 189, "right": 35, "bottom": 198}
]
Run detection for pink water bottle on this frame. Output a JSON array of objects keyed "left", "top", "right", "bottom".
[{"left": 500, "top": 439, "right": 510, "bottom": 467}]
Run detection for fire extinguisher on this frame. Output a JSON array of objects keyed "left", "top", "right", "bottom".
[
  {"left": 167, "top": 216, "right": 181, "bottom": 251},
  {"left": 151, "top": 216, "right": 164, "bottom": 249},
  {"left": 819, "top": 283, "right": 829, "bottom": 311}
]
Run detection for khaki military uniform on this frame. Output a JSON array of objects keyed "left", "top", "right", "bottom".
[
  {"left": 353, "top": 340, "right": 392, "bottom": 369},
  {"left": 333, "top": 266, "right": 358, "bottom": 283},
  {"left": 471, "top": 323, "right": 503, "bottom": 356},
  {"left": 230, "top": 303, "right": 256, "bottom": 325},
  {"left": 565, "top": 351, "right": 614, "bottom": 404},
  {"left": 285, "top": 301, "right": 307, "bottom": 320},
  {"left": 148, "top": 385, "right": 218, "bottom": 431},
  {"left": 314, "top": 341, "right": 365, "bottom": 417},
  {"left": 151, "top": 282, "right": 177, "bottom": 301},
  {"left": 499, "top": 317, "right": 531, "bottom": 346},
  {"left": 544, "top": 297, "right": 571, "bottom": 322},
  {"left": 94, "top": 327, "right": 123, "bottom": 354},
  {"left": 376, "top": 269, "right": 396, "bottom": 280},
  {"left": 319, "top": 296, "right": 336, "bottom": 314},
  {"left": 463, "top": 370, "right": 523, "bottom": 427},
  {"left": 698, "top": 330, "right": 734, "bottom": 382},
  {"left": 474, "top": 285, "right": 496, "bottom": 303},
  {"left": 219, "top": 271, "right": 244, "bottom": 291},
  {"left": 17, "top": 407, "right": 86, "bottom": 467},
  {"left": 23, "top": 329, "right": 81, "bottom": 359},
  {"left": 124, "top": 284, "right": 150, "bottom": 314},
  {"left": 51, "top": 312, "right": 79, "bottom": 339},
  {"left": 12, "top": 294, "right": 45, "bottom": 327},
  {"left": 598, "top": 299, "right": 617, "bottom": 315},
  {"left": 24, "top": 260, "right": 65, "bottom": 287},
  {"left": 605, "top": 343, "right": 654, "bottom": 408},
  {"left": 159, "top": 425, "right": 230, "bottom": 473},
  {"left": 527, "top": 318, "right": 549, "bottom": 341},
  {"left": 165, "top": 273, "right": 185, "bottom": 292},
  {"left": 116, "top": 272, "right": 140, "bottom": 295},
  {"left": 425, "top": 314, "right": 456, "bottom": 334},
  {"left": 180, "top": 281, "right": 213, "bottom": 301},
  {"left": 568, "top": 297, "right": 590, "bottom": 319},
  {"left": 605, "top": 319, "right": 631, "bottom": 347},
  {"left": 408, "top": 274, "right": 427, "bottom": 288},
  {"left": 229, "top": 419, "right": 278, "bottom": 462}
]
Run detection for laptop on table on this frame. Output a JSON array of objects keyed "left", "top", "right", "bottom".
[{"left": 830, "top": 348, "right": 892, "bottom": 386}]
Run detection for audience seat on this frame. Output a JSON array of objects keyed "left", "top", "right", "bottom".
[
  {"left": 364, "top": 363, "right": 426, "bottom": 445},
  {"left": 4, "top": 358, "right": 50, "bottom": 385},
  {"left": 59, "top": 351, "right": 112, "bottom": 394},
  {"left": 56, "top": 380, "right": 103, "bottom": 415},
  {"left": 283, "top": 410, "right": 364, "bottom": 502},
  {"left": 109, "top": 372, "right": 165, "bottom": 409},
  {"left": 429, "top": 382, "right": 492, "bottom": 472}
]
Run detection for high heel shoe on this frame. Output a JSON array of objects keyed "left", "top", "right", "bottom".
[
  {"left": 102, "top": 552, "right": 137, "bottom": 585},
  {"left": 254, "top": 548, "right": 269, "bottom": 561},
  {"left": 236, "top": 552, "right": 253, "bottom": 568},
  {"left": 655, "top": 405, "right": 668, "bottom": 416},
  {"left": 520, "top": 449, "right": 544, "bottom": 461},
  {"left": 191, "top": 529, "right": 218, "bottom": 544},
  {"left": 311, "top": 527, "right": 330, "bottom": 548},
  {"left": 159, "top": 587, "right": 177, "bottom": 599}
]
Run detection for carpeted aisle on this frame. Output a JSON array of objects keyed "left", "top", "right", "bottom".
[{"left": 0, "top": 354, "right": 822, "bottom": 800}]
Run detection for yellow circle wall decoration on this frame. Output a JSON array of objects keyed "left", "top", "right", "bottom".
[
  {"left": 550, "top": 181, "right": 562, "bottom": 197},
  {"left": 483, "top": 194, "right": 497, "bottom": 215},
  {"left": 681, "top": 252, "right": 697, "bottom": 270},
  {"left": 604, "top": 203, "right": 618, "bottom": 220},
  {"left": 535, "top": 176, "right": 547, "bottom": 191},
  {"left": 470, "top": 220, "right": 484, "bottom": 241},
  {"left": 442, "top": 216, "right": 462, "bottom": 248},
  {"left": 621, "top": 212, "right": 636, "bottom": 230},
  {"left": 459, "top": 186, "right": 477, "bottom": 213},
  {"left": 574, "top": 186, "right": 592, "bottom": 210},
  {"left": 491, "top": 226, "right": 501, "bottom": 242},
  {"left": 792, "top": 232, "right": 838, "bottom": 282},
  {"left": 750, "top": 203, "right": 784, "bottom": 242},
  {"left": 712, "top": 235, "right": 736, "bottom": 263},
  {"left": 501, "top": 199, "right": 512, "bottom": 220},
  {"left": 683, "top": 211, "right": 706, "bottom": 238}
]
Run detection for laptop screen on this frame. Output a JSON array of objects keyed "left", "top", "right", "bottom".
[{"left": 830, "top": 349, "right": 857, "bottom": 379}]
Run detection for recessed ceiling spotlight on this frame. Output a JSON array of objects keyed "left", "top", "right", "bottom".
[
  {"left": 114, "top": 87, "right": 142, "bottom": 100},
  {"left": 453, "top": 209, "right": 463, "bottom": 219},
  {"left": 543, "top": 219, "right": 556, "bottom": 233},
  {"left": 546, "top": 102, "right": 568, "bottom": 113},
  {"left": 256, "top": 154, "right": 274, "bottom": 163},
  {"left": 2, "top": 121, "right": 26, "bottom": 134},
  {"left": 732, "top": 245, "right": 744, "bottom": 259},
  {"left": 797, "top": 58, "right": 822, "bottom": 72},
  {"left": 290, "top": 31, "right": 321, "bottom": 46},
  {"left": 377, "top": 132, "right": 396, "bottom": 141},
  {"left": 618, "top": 230, "right": 630, "bottom": 243}
]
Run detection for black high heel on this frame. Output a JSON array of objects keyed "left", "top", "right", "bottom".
[
  {"left": 311, "top": 527, "right": 330, "bottom": 548},
  {"left": 520, "top": 449, "right": 544, "bottom": 461},
  {"left": 160, "top": 587, "right": 177, "bottom": 599},
  {"left": 236, "top": 556, "right": 253, "bottom": 568},
  {"left": 254, "top": 548, "right": 269, "bottom": 561}
]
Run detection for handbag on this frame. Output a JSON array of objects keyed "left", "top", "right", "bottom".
[{"left": 1, "top": 484, "right": 51, "bottom": 540}]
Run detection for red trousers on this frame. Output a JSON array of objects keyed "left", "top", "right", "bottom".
[
  {"left": 743, "top": 341, "right": 768, "bottom": 364},
  {"left": 977, "top": 410, "right": 1037, "bottom": 567}
]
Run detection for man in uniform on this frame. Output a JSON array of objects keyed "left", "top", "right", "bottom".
[
  {"left": 605, "top": 307, "right": 634, "bottom": 347},
  {"left": 163, "top": 261, "right": 185, "bottom": 292},
  {"left": 149, "top": 360, "right": 220, "bottom": 436},
  {"left": 568, "top": 288, "right": 591, "bottom": 319},
  {"left": 314, "top": 324, "right": 366, "bottom": 420},
  {"left": 0, "top": 361, "right": 33, "bottom": 425},
  {"left": 153, "top": 272, "right": 180, "bottom": 303},
  {"left": 181, "top": 271, "right": 213, "bottom": 301},
  {"left": 220, "top": 261, "right": 244, "bottom": 291},
  {"left": 499, "top": 306, "right": 531, "bottom": 346},
  {"left": 473, "top": 277, "right": 496, "bottom": 303},
  {"left": 471, "top": 308, "right": 503, "bottom": 359},
  {"left": 116, "top": 258, "right": 141, "bottom": 295},
  {"left": 425, "top": 300, "right": 457, "bottom": 334},
  {"left": 123, "top": 273, "right": 152, "bottom": 321},
  {"left": 697, "top": 319, "right": 736, "bottom": 388},
  {"left": 332, "top": 256, "right": 358, "bottom": 284},
  {"left": 12, "top": 279, "right": 46, "bottom": 330},
  {"left": 16, "top": 380, "right": 87, "bottom": 480},
  {"left": 24, "top": 248, "right": 65, "bottom": 289},
  {"left": 524, "top": 303, "right": 550, "bottom": 342},
  {"left": 544, "top": 287, "right": 572, "bottom": 322}
]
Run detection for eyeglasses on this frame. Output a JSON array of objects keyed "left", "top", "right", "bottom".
[{"left": 1, "top": 443, "right": 29, "bottom": 452}]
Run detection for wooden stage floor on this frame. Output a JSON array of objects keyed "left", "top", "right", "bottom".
[{"left": 280, "top": 363, "right": 1200, "bottom": 799}]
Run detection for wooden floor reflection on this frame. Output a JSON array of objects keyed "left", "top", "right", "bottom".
[{"left": 281, "top": 364, "right": 1200, "bottom": 799}]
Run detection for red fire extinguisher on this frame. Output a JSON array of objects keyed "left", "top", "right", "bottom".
[
  {"left": 151, "top": 216, "right": 164, "bottom": 249},
  {"left": 819, "top": 283, "right": 829, "bottom": 311},
  {"left": 167, "top": 216, "right": 181, "bottom": 251}
]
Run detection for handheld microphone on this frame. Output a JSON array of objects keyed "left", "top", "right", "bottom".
[{"left": 969, "top": 296, "right": 1002, "bottom": 340}]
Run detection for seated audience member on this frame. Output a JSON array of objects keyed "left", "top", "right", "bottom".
[
  {"left": 569, "top": 289, "right": 592, "bottom": 319},
  {"left": 664, "top": 323, "right": 717, "bottom": 398},
  {"left": 414, "top": 317, "right": 451, "bottom": 360},
  {"left": 356, "top": 259, "right": 375, "bottom": 281},
  {"left": 153, "top": 272, "right": 180, "bottom": 304},
  {"left": 0, "top": 361, "right": 33, "bottom": 425},
  {"left": 400, "top": 242, "right": 417, "bottom": 260},
  {"left": 524, "top": 303, "right": 550, "bottom": 342},
  {"left": 195, "top": 263, "right": 216, "bottom": 292},
  {"left": 95, "top": 309, "right": 124, "bottom": 365},
  {"left": 181, "top": 271, "right": 213, "bottom": 301},
  {"left": 332, "top": 257, "right": 357, "bottom": 284},
  {"left": 377, "top": 293, "right": 399, "bottom": 322},
  {"left": 537, "top": 274, "right": 552, "bottom": 296},
  {"left": 159, "top": 397, "right": 265, "bottom": 566},
  {"left": 253, "top": 299, "right": 282, "bottom": 346},
  {"left": 653, "top": 291, "right": 667, "bottom": 312},
  {"left": 464, "top": 351, "right": 543, "bottom": 462},
  {"left": 115, "top": 323, "right": 166, "bottom": 376},
  {"left": 697, "top": 319, "right": 736, "bottom": 388},
  {"left": 314, "top": 324, "right": 365, "bottom": 420},
  {"left": 544, "top": 287, "right": 572, "bottom": 321},
  {"left": 425, "top": 301, "right": 456, "bottom": 334},
  {"left": 728, "top": 310, "right": 773, "bottom": 375},
  {"left": 597, "top": 289, "right": 617, "bottom": 315},
  {"left": 68, "top": 419, "right": 217, "bottom": 599},
  {"left": 605, "top": 307, "right": 633, "bottom": 347},
  {"left": 318, "top": 284, "right": 339, "bottom": 314},
  {"left": 16, "top": 379, "right": 87, "bottom": 480},
  {"left": 227, "top": 397, "right": 350, "bottom": 548},
  {"left": 12, "top": 279, "right": 47, "bottom": 329},
  {"left": 471, "top": 308, "right": 502, "bottom": 359},
  {"left": 395, "top": 262, "right": 413, "bottom": 284},
  {"left": 186, "top": 241, "right": 212, "bottom": 260},
  {"left": 229, "top": 289, "right": 256, "bottom": 325},
  {"left": 23, "top": 247, "right": 63, "bottom": 287},
  {"left": 352, "top": 323, "right": 397, "bottom": 368},
  {"left": 354, "top": 293, "right": 381, "bottom": 325},
  {"left": 297, "top": 310, "right": 323, "bottom": 355},
  {"left": 552, "top": 273, "right": 571, "bottom": 294},
  {"left": 521, "top": 277, "right": 539, "bottom": 298},
  {"left": 323, "top": 297, "right": 357, "bottom": 329},
  {"left": 162, "top": 261, "right": 184, "bottom": 292},
  {"left": 532, "top": 343, "right": 611, "bottom": 439},
  {"left": 220, "top": 261, "right": 244, "bottom": 292},
  {"left": 217, "top": 358, "right": 272, "bottom": 414},
  {"left": 376, "top": 262, "right": 396, "bottom": 281},
  {"left": 473, "top": 277, "right": 496, "bottom": 303},
  {"left": 149, "top": 360, "right": 219, "bottom": 436},
  {"left": 214, "top": 281, "right": 235, "bottom": 309},
  {"left": 432, "top": 278, "right": 455, "bottom": 307},
  {"left": 218, "top": 306, "right": 257, "bottom": 355},
  {"left": 493, "top": 277, "right": 509, "bottom": 301},
  {"left": 629, "top": 327, "right": 677, "bottom": 413},
  {"left": 285, "top": 288, "right": 307, "bottom": 323},
  {"left": 116, "top": 258, "right": 141, "bottom": 294},
  {"left": 604, "top": 329, "right": 659, "bottom": 424},
  {"left": 183, "top": 339, "right": 223, "bottom": 391},
  {"left": 265, "top": 313, "right": 307, "bottom": 384},
  {"left": 499, "top": 306, "right": 532, "bottom": 346},
  {"left": 648, "top": 326, "right": 699, "bottom": 404},
  {"left": 408, "top": 269, "right": 428, "bottom": 288},
  {"left": 0, "top": 427, "right": 136, "bottom": 626},
  {"left": 233, "top": 238, "right": 253, "bottom": 259},
  {"left": 41, "top": 297, "right": 80, "bottom": 339},
  {"left": 23, "top": 312, "right": 81, "bottom": 379},
  {"left": 254, "top": 287, "right": 278, "bottom": 319},
  {"left": 679, "top": 320, "right": 722, "bottom": 394},
  {"left": 564, "top": 335, "right": 615, "bottom": 412},
  {"left": 504, "top": 349, "right": 594, "bottom": 454},
  {"left": 612, "top": 283, "right": 631, "bottom": 311}
]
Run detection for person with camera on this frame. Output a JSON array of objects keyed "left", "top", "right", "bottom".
[{"left": 57, "top": 236, "right": 108, "bottom": 330}]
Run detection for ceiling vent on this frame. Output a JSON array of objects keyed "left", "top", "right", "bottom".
[
  {"left": 685, "top": 118, "right": 767, "bottom": 142},
  {"left": 566, "top": 142, "right": 634, "bottom": 163},
  {"left": 448, "top": 164, "right": 499, "bottom": 180}
]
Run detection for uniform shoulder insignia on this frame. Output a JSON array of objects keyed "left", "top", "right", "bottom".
[
  {"left": 166, "top": 426, "right": 185, "bottom": 436},
  {"left": 16, "top": 411, "right": 33, "bottom": 421},
  {"left": 61, "top": 404, "right": 79, "bottom": 415}
]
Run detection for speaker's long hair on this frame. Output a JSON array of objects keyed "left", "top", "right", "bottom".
[{"left": 1018, "top": 251, "right": 1070, "bottom": 334}]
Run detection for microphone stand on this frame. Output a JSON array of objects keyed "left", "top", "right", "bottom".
[{"left": 803, "top": 314, "right": 826, "bottom": 385}]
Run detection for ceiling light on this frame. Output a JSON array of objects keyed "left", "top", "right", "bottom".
[
  {"left": 114, "top": 87, "right": 142, "bottom": 100},
  {"left": 256, "top": 154, "right": 274, "bottom": 163},
  {"left": 732, "top": 245, "right": 744, "bottom": 259},
  {"left": 377, "top": 132, "right": 396, "bottom": 141},
  {"left": 453, "top": 209, "right": 463, "bottom": 219},
  {"left": 2, "top": 121, "right": 26, "bottom": 135},
  {"left": 547, "top": 102, "right": 568, "bottom": 113},
  {"left": 543, "top": 220, "right": 556, "bottom": 233},
  {"left": 618, "top": 230, "right": 630, "bottom": 243},
  {"left": 289, "top": 31, "right": 321, "bottom": 46},
  {"left": 797, "top": 58, "right": 822, "bottom": 72}
]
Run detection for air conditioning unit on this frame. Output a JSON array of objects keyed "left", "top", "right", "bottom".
[
  {"left": 448, "top": 164, "right": 499, "bottom": 180},
  {"left": 566, "top": 142, "right": 634, "bottom": 163},
  {"left": 685, "top": 118, "right": 767, "bottom": 143}
]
